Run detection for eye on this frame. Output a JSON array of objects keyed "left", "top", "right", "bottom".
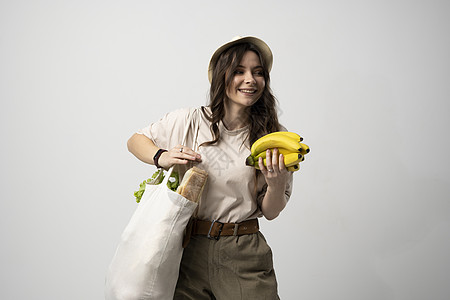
[
  {"left": 253, "top": 69, "right": 264, "bottom": 76},
  {"left": 234, "top": 70, "right": 244, "bottom": 75}
]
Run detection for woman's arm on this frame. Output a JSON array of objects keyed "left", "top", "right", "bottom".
[
  {"left": 258, "top": 148, "right": 290, "bottom": 220},
  {"left": 260, "top": 186, "right": 288, "bottom": 220},
  {"left": 127, "top": 133, "right": 202, "bottom": 169},
  {"left": 127, "top": 133, "right": 160, "bottom": 165}
]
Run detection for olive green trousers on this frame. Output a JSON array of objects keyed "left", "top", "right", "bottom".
[{"left": 173, "top": 232, "right": 280, "bottom": 300}]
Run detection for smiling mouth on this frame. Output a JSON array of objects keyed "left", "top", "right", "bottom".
[{"left": 239, "top": 89, "right": 257, "bottom": 94}]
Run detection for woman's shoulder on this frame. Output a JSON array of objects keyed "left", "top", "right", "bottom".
[
  {"left": 162, "top": 107, "right": 201, "bottom": 121},
  {"left": 166, "top": 107, "right": 194, "bottom": 116},
  {"left": 160, "top": 106, "right": 212, "bottom": 128},
  {"left": 170, "top": 106, "right": 209, "bottom": 115}
]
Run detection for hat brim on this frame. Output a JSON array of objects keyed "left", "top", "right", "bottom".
[{"left": 208, "top": 36, "right": 273, "bottom": 83}]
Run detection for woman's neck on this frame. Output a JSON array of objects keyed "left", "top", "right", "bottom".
[{"left": 223, "top": 101, "right": 249, "bottom": 131}]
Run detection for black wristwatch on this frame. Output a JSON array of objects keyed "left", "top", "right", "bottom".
[{"left": 153, "top": 149, "right": 167, "bottom": 169}]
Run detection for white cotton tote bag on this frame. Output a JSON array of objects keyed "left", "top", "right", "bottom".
[{"left": 105, "top": 109, "right": 200, "bottom": 300}]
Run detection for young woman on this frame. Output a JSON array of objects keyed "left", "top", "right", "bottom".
[{"left": 127, "top": 36, "right": 293, "bottom": 299}]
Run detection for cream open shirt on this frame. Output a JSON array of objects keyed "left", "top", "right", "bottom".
[{"left": 137, "top": 107, "right": 293, "bottom": 223}]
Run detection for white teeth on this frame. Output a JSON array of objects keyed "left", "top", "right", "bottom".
[{"left": 240, "top": 89, "right": 256, "bottom": 94}]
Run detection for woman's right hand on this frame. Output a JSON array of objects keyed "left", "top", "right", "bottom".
[
  {"left": 127, "top": 134, "right": 202, "bottom": 169},
  {"left": 158, "top": 144, "right": 202, "bottom": 169}
]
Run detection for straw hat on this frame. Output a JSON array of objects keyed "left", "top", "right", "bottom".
[{"left": 208, "top": 36, "right": 273, "bottom": 83}]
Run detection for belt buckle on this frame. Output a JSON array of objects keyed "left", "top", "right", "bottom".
[{"left": 207, "top": 220, "right": 224, "bottom": 240}]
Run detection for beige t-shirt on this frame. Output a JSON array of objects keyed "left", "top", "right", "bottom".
[{"left": 137, "top": 107, "right": 293, "bottom": 223}]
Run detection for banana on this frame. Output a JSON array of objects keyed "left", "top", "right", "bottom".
[
  {"left": 263, "top": 131, "right": 303, "bottom": 142},
  {"left": 254, "top": 152, "right": 303, "bottom": 169},
  {"left": 255, "top": 148, "right": 302, "bottom": 160},
  {"left": 299, "top": 143, "right": 310, "bottom": 155},
  {"left": 287, "top": 164, "right": 300, "bottom": 172},
  {"left": 275, "top": 152, "right": 303, "bottom": 167},
  {"left": 246, "top": 131, "right": 309, "bottom": 171},
  {"left": 250, "top": 133, "right": 302, "bottom": 157}
]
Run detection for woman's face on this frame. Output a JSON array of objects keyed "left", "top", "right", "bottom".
[{"left": 226, "top": 50, "right": 265, "bottom": 110}]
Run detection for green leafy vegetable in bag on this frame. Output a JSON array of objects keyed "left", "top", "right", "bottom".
[
  {"left": 166, "top": 171, "right": 180, "bottom": 191},
  {"left": 134, "top": 169, "right": 180, "bottom": 203}
]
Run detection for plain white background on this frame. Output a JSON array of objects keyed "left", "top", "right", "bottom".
[{"left": 1, "top": 1, "right": 449, "bottom": 299}]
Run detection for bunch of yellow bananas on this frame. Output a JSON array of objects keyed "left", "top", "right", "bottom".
[{"left": 245, "top": 131, "right": 310, "bottom": 172}]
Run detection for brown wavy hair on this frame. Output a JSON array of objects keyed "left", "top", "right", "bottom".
[{"left": 201, "top": 42, "right": 280, "bottom": 148}]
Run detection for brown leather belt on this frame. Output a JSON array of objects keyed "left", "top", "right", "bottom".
[{"left": 183, "top": 218, "right": 259, "bottom": 247}]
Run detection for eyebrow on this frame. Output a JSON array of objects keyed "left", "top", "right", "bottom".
[{"left": 236, "top": 64, "right": 263, "bottom": 69}]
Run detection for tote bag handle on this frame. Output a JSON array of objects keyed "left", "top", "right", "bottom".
[{"left": 162, "top": 108, "right": 200, "bottom": 183}]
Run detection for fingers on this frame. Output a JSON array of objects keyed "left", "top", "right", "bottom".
[
  {"left": 258, "top": 149, "right": 289, "bottom": 191},
  {"left": 158, "top": 145, "right": 201, "bottom": 169},
  {"left": 172, "top": 144, "right": 202, "bottom": 162},
  {"left": 278, "top": 152, "right": 286, "bottom": 171},
  {"left": 271, "top": 148, "right": 280, "bottom": 172},
  {"left": 260, "top": 148, "right": 286, "bottom": 175},
  {"left": 265, "top": 149, "right": 275, "bottom": 173},
  {"left": 258, "top": 157, "right": 268, "bottom": 175},
  {"left": 174, "top": 145, "right": 201, "bottom": 160}
]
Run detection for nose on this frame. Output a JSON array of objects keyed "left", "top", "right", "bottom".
[{"left": 244, "top": 71, "right": 256, "bottom": 84}]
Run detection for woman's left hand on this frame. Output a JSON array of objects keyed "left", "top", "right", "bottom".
[{"left": 258, "top": 148, "right": 290, "bottom": 188}]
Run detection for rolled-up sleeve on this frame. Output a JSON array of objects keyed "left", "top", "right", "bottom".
[
  {"left": 136, "top": 108, "right": 194, "bottom": 150},
  {"left": 256, "top": 172, "right": 293, "bottom": 208}
]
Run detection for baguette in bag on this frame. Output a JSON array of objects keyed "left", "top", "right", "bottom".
[{"left": 176, "top": 166, "right": 208, "bottom": 203}]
